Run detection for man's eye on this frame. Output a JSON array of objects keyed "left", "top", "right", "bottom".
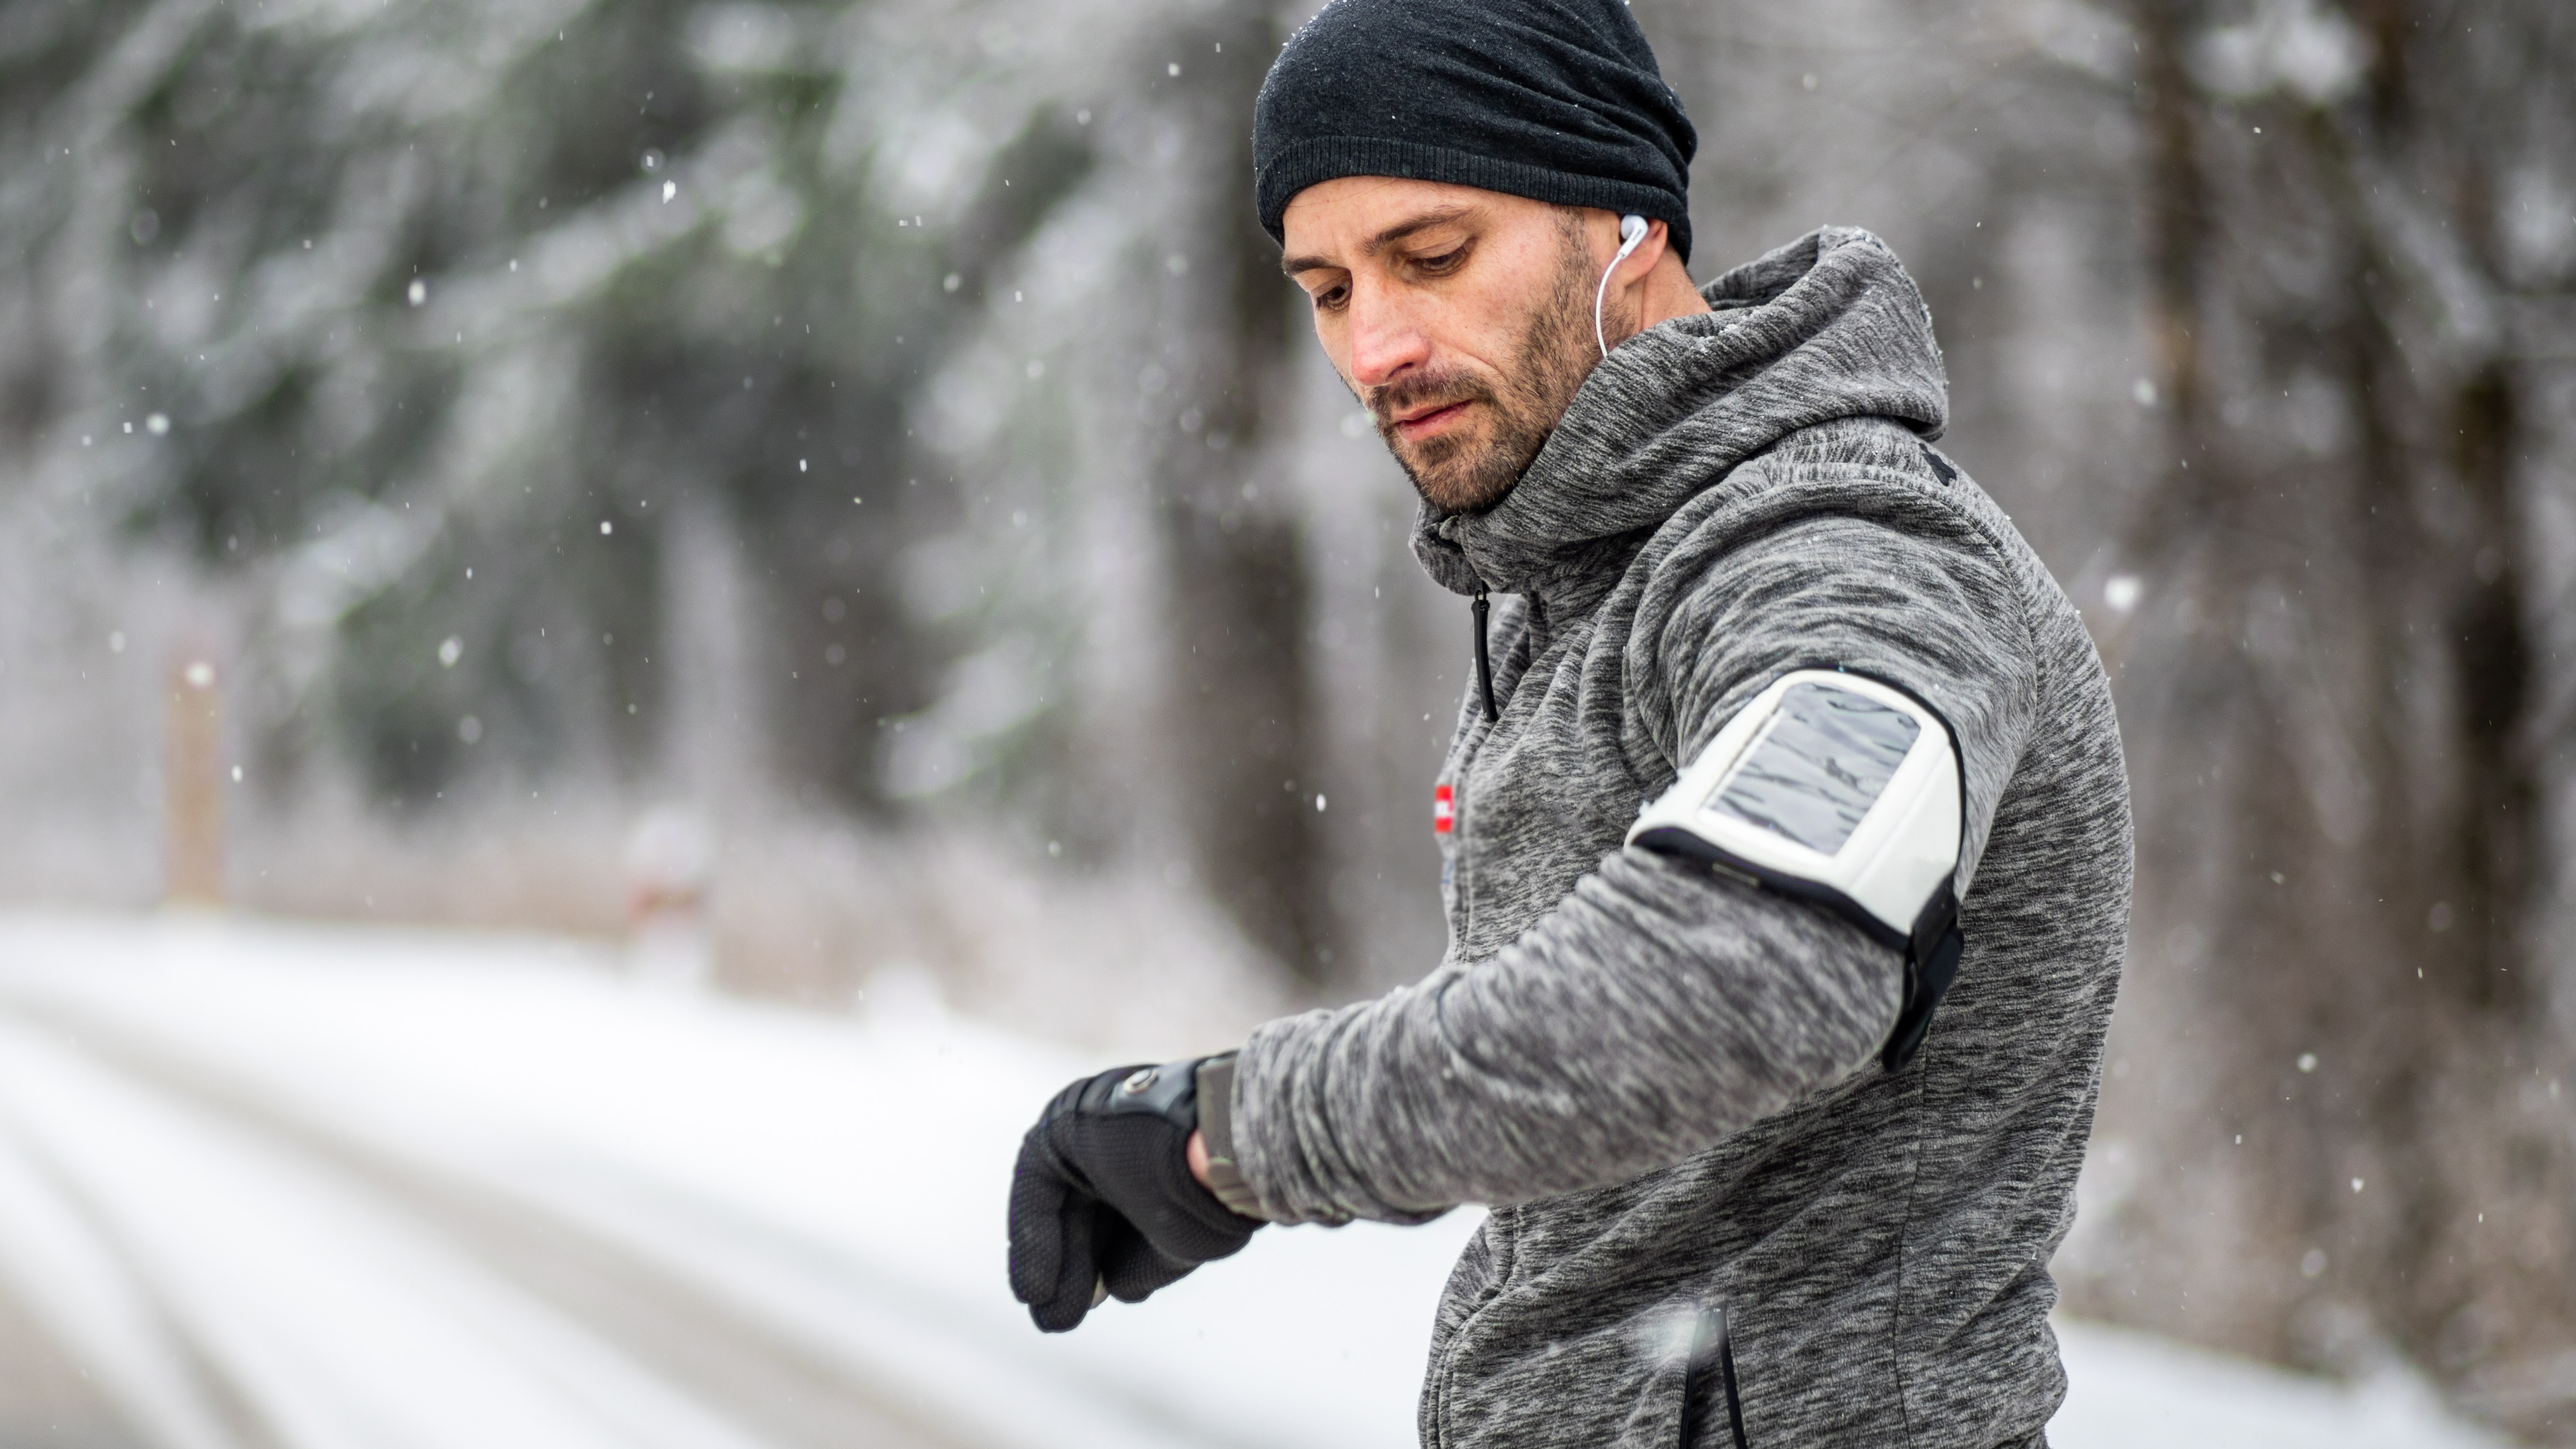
[
  {"left": 1313, "top": 284, "right": 1349, "bottom": 311},
  {"left": 1416, "top": 248, "right": 1467, "bottom": 275}
]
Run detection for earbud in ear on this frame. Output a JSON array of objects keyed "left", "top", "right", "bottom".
[{"left": 1596, "top": 215, "right": 1654, "bottom": 359}]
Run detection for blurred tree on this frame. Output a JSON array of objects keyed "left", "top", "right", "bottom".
[
  {"left": 0, "top": 0, "right": 1369, "bottom": 988},
  {"left": 1145, "top": 6, "right": 1338, "bottom": 987},
  {"left": 0, "top": 0, "right": 1111, "bottom": 816},
  {"left": 2113, "top": 0, "right": 2576, "bottom": 1427}
]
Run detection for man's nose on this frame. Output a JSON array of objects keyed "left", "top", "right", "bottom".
[{"left": 1345, "top": 286, "right": 1430, "bottom": 390}]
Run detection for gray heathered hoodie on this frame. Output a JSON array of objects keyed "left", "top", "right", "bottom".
[{"left": 1226, "top": 228, "right": 2131, "bottom": 1449}]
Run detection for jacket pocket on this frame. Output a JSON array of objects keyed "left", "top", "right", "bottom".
[{"left": 1681, "top": 1301, "right": 1750, "bottom": 1449}]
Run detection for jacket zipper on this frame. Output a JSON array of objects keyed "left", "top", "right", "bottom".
[
  {"left": 1681, "top": 1301, "right": 1750, "bottom": 1449},
  {"left": 1471, "top": 585, "right": 1498, "bottom": 722}
]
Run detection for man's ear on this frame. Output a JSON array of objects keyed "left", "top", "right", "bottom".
[{"left": 1610, "top": 218, "right": 1672, "bottom": 290}]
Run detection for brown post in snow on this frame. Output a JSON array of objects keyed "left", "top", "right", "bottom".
[{"left": 164, "top": 650, "right": 224, "bottom": 907}]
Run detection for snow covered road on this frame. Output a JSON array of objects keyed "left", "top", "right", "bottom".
[
  {"left": 0, "top": 1015, "right": 780, "bottom": 1449},
  {"left": 0, "top": 911, "right": 1472, "bottom": 1449},
  {"left": 0, "top": 912, "right": 2514, "bottom": 1449}
]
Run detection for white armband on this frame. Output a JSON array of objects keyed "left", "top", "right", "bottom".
[{"left": 1626, "top": 669, "right": 1967, "bottom": 1070}]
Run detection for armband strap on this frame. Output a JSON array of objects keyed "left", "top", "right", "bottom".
[{"left": 1883, "top": 879, "right": 1964, "bottom": 1074}]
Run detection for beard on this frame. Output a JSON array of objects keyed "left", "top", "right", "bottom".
[{"left": 1365, "top": 216, "right": 1601, "bottom": 515}]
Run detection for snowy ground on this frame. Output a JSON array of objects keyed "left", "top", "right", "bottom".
[{"left": 0, "top": 911, "right": 2512, "bottom": 1449}]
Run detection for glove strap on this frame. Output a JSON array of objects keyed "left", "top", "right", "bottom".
[{"left": 1191, "top": 1053, "right": 1268, "bottom": 1219}]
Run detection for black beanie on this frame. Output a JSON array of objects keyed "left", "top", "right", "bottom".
[{"left": 1253, "top": 0, "right": 1697, "bottom": 261}]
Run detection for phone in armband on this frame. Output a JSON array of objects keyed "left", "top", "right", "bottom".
[{"left": 1626, "top": 669, "right": 1967, "bottom": 1071}]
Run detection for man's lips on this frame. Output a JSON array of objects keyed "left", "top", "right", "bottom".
[{"left": 1390, "top": 399, "right": 1472, "bottom": 442}]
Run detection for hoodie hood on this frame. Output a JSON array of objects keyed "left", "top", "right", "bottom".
[{"left": 1411, "top": 226, "right": 1949, "bottom": 600}]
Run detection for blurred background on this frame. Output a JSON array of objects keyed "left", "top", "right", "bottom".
[{"left": 0, "top": 0, "right": 2573, "bottom": 1443}]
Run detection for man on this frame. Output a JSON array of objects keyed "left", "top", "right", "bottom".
[{"left": 1006, "top": 1, "right": 2130, "bottom": 1446}]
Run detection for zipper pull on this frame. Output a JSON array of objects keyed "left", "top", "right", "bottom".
[{"left": 1471, "top": 587, "right": 1498, "bottom": 723}]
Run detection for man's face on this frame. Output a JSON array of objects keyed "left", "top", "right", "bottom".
[{"left": 1281, "top": 178, "right": 1600, "bottom": 514}]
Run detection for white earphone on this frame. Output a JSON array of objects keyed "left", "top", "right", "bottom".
[{"left": 1595, "top": 213, "right": 1649, "bottom": 359}]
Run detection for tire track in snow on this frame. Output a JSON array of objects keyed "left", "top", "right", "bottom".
[
  {"left": 0, "top": 1112, "right": 244, "bottom": 1449},
  {"left": 0, "top": 1229, "right": 159, "bottom": 1449}
]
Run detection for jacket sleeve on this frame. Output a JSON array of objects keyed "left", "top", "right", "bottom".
[{"left": 1227, "top": 497, "right": 2038, "bottom": 1225}]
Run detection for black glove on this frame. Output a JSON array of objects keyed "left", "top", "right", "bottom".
[{"left": 1007, "top": 1059, "right": 1261, "bottom": 1332}]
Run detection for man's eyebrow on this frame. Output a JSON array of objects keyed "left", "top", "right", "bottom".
[{"left": 1279, "top": 206, "right": 1479, "bottom": 278}]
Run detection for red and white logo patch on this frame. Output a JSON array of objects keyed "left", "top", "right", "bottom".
[{"left": 1432, "top": 783, "right": 1455, "bottom": 835}]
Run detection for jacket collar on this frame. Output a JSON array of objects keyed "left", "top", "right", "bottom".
[{"left": 1411, "top": 227, "right": 1949, "bottom": 604}]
